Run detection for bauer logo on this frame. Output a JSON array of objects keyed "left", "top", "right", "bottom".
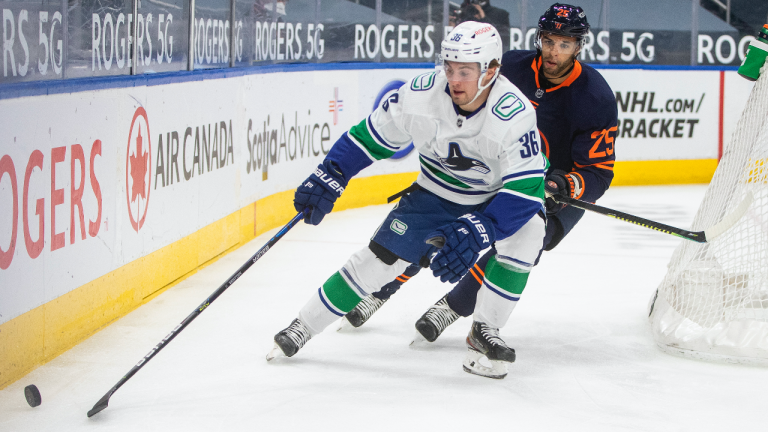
[
  {"left": 390, "top": 219, "right": 408, "bottom": 235},
  {"left": 126, "top": 107, "right": 152, "bottom": 232}
]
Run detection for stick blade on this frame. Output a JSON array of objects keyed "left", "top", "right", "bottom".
[
  {"left": 704, "top": 191, "right": 754, "bottom": 242},
  {"left": 87, "top": 393, "right": 112, "bottom": 418}
]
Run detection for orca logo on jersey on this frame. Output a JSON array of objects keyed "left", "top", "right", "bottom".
[{"left": 438, "top": 143, "right": 491, "bottom": 175}]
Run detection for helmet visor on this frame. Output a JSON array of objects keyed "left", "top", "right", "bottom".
[
  {"left": 443, "top": 61, "right": 482, "bottom": 82},
  {"left": 538, "top": 32, "right": 581, "bottom": 53}
]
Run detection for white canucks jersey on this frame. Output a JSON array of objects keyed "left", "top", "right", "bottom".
[{"left": 345, "top": 71, "right": 547, "bottom": 208}]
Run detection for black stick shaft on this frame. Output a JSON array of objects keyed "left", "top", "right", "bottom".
[
  {"left": 554, "top": 194, "right": 707, "bottom": 243},
  {"left": 87, "top": 211, "right": 306, "bottom": 418}
]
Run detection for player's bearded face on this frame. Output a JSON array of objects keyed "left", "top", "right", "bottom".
[
  {"left": 444, "top": 61, "right": 482, "bottom": 106},
  {"left": 539, "top": 33, "right": 580, "bottom": 78}
]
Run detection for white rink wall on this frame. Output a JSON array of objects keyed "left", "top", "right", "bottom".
[{"left": 0, "top": 67, "right": 425, "bottom": 326}]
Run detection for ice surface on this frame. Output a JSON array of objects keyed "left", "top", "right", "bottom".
[{"left": 2, "top": 185, "right": 768, "bottom": 431}]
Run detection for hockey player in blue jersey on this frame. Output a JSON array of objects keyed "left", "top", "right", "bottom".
[
  {"left": 267, "top": 21, "right": 548, "bottom": 378},
  {"left": 343, "top": 3, "right": 618, "bottom": 344}
]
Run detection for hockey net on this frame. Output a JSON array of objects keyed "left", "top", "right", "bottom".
[{"left": 649, "top": 71, "right": 768, "bottom": 364}]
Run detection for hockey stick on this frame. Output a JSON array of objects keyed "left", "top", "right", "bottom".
[
  {"left": 87, "top": 210, "right": 307, "bottom": 418},
  {"left": 552, "top": 192, "right": 753, "bottom": 243}
]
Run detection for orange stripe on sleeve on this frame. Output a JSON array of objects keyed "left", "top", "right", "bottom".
[
  {"left": 473, "top": 263, "right": 485, "bottom": 278},
  {"left": 468, "top": 268, "right": 482, "bottom": 285}
]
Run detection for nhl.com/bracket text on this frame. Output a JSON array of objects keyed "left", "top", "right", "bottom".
[{"left": 615, "top": 91, "right": 703, "bottom": 139}]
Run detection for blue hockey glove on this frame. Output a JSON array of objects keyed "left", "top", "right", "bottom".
[
  {"left": 294, "top": 160, "right": 348, "bottom": 225},
  {"left": 426, "top": 212, "right": 496, "bottom": 283}
]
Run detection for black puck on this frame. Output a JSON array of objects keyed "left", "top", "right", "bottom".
[{"left": 24, "top": 385, "right": 41, "bottom": 407}]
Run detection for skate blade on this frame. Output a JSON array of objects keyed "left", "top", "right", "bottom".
[
  {"left": 462, "top": 349, "right": 508, "bottom": 379},
  {"left": 336, "top": 317, "right": 353, "bottom": 332},
  {"left": 409, "top": 331, "right": 429, "bottom": 347},
  {"left": 265, "top": 343, "right": 286, "bottom": 361}
]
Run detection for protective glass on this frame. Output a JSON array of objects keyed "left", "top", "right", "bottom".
[{"left": 442, "top": 61, "right": 482, "bottom": 82}]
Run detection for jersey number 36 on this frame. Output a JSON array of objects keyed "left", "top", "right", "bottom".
[{"left": 519, "top": 131, "right": 539, "bottom": 158}]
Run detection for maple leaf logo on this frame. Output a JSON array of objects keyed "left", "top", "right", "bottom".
[
  {"left": 125, "top": 107, "right": 152, "bottom": 232},
  {"left": 129, "top": 125, "right": 149, "bottom": 203}
]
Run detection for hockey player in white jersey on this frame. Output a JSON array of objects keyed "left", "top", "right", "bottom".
[{"left": 267, "top": 21, "right": 547, "bottom": 379}]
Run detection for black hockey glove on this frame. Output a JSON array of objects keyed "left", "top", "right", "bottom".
[
  {"left": 545, "top": 169, "right": 581, "bottom": 215},
  {"left": 426, "top": 212, "right": 496, "bottom": 284},
  {"left": 294, "top": 160, "right": 348, "bottom": 225}
]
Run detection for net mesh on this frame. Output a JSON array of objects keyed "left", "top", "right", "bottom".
[{"left": 649, "top": 71, "right": 768, "bottom": 363}]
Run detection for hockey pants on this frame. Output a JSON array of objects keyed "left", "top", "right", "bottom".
[{"left": 373, "top": 204, "right": 586, "bottom": 316}]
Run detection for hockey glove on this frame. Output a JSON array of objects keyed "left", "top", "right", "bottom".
[
  {"left": 426, "top": 212, "right": 496, "bottom": 284},
  {"left": 294, "top": 160, "right": 348, "bottom": 225},
  {"left": 545, "top": 169, "right": 581, "bottom": 215}
]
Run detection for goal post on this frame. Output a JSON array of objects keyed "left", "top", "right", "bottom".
[{"left": 649, "top": 70, "right": 768, "bottom": 364}]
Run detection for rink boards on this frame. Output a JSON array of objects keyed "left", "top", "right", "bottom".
[{"left": 0, "top": 64, "right": 754, "bottom": 388}]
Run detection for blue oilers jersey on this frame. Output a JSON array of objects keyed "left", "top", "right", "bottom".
[
  {"left": 500, "top": 50, "right": 617, "bottom": 204},
  {"left": 324, "top": 70, "right": 548, "bottom": 240}
]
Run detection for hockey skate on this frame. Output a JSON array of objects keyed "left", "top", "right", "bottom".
[
  {"left": 463, "top": 321, "right": 516, "bottom": 379},
  {"left": 338, "top": 295, "right": 388, "bottom": 331},
  {"left": 412, "top": 295, "right": 461, "bottom": 344},
  {"left": 266, "top": 318, "right": 312, "bottom": 361}
]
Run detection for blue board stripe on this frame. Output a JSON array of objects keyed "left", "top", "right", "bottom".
[
  {"left": 0, "top": 62, "right": 434, "bottom": 100},
  {"left": 1, "top": 62, "right": 739, "bottom": 101}
]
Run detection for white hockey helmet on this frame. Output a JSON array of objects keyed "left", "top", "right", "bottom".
[{"left": 440, "top": 21, "right": 503, "bottom": 104}]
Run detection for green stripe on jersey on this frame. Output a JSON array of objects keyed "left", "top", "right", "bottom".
[
  {"left": 485, "top": 256, "right": 530, "bottom": 295},
  {"left": 321, "top": 272, "right": 363, "bottom": 313},
  {"left": 348, "top": 119, "right": 396, "bottom": 160},
  {"left": 502, "top": 176, "right": 545, "bottom": 201},
  {"left": 419, "top": 156, "right": 472, "bottom": 189}
]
